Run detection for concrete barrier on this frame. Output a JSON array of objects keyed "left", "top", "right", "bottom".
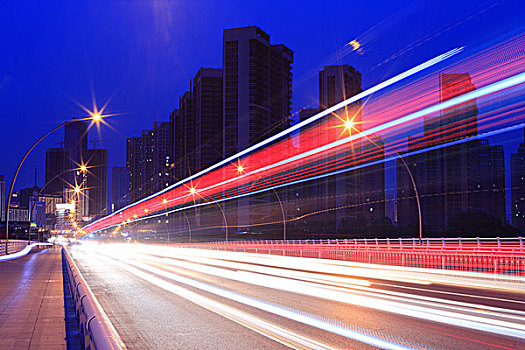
[{"left": 62, "top": 247, "right": 125, "bottom": 350}]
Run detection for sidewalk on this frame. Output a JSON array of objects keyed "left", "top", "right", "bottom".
[{"left": 0, "top": 246, "right": 81, "bottom": 350}]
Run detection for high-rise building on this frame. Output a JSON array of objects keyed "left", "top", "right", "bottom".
[
  {"left": 397, "top": 73, "right": 505, "bottom": 234},
  {"left": 152, "top": 122, "right": 172, "bottom": 192},
  {"left": 64, "top": 120, "right": 88, "bottom": 183},
  {"left": 127, "top": 122, "right": 171, "bottom": 203},
  {"left": 45, "top": 148, "right": 69, "bottom": 196},
  {"left": 424, "top": 74, "right": 478, "bottom": 141},
  {"left": 111, "top": 167, "right": 129, "bottom": 213},
  {"left": 319, "top": 65, "right": 362, "bottom": 112},
  {"left": 86, "top": 148, "right": 108, "bottom": 218},
  {"left": 222, "top": 26, "right": 293, "bottom": 158},
  {"left": 193, "top": 68, "right": 223, "bottom": 173},
  {"left": 0, "top": 175, "right": 5, "bottom": 222},
  {"left": 127, "top": 135, "right": 144, "bottom": 204},
  {"left": 180, "top": 91, "right": 195, "bottom": 179},
  {"left": 222, "top": 26, "right": 293, "bottom": 231},
  {"left": 317, "top": 65, "right": 371, "bottom": 232},
  {"left": 511, "top": 129, "right": 525, "bottom": 231},
  {"left": 169, "top": 108, "right": 180, "bottom": 182}
]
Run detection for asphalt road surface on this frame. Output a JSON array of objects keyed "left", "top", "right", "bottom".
[{"left": 70, "top": 243, "right": 525, "bottom": 350}]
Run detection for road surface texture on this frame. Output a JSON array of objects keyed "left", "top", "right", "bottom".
[
  {"left": 0, "top": 246, "right": 82, "bottom": 350},
  {"left": 71, "top": 243, "right": 525, "bottom": 350}
]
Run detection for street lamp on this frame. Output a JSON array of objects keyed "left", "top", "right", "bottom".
[
  {"left": 4, "top": 113, "right": 103, "bottom": 253},
  {"left": 336, "top": 117, "right": 423, "bottom": 241}
]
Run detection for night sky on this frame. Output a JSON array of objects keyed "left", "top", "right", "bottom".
[{"left": 1, "top": 0, "right": 523, "bottom": 195}]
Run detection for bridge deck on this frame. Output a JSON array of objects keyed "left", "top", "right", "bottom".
[{"left": 0, "top": 247, "right": 80, "bottom": 350}]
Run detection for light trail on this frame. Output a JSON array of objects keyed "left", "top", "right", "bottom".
[
  {"left": 73, "top": 243, "right": 525, "bottom": 347},
  {"left": 84, "top": 69, "right": 525, "bottom": 234},
  {"left": 78, "top": 246, "right": 420, "bottom": 350},
  {"left": 82, "top": 47, "right": 464, "bottom": 234}
]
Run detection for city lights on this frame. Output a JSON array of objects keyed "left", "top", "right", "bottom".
[{"left": 4, "top": 3, "right": 525, "bottom": 349}]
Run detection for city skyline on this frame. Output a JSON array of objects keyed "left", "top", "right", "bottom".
[
  {"left": 1, "top": 3, "right": 524, "bottom": 350},
  {"left": 2, "top": 0, "right": 522, "bottom": 192}
]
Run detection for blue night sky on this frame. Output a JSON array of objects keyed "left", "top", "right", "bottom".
[{"left": 0, "top": 0, "right": 523, "bottom": 196}]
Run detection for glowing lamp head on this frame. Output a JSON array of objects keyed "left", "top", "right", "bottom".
[
  {"left": 189, "top": 187, "right": 197, "bottom": 195},
  {"left": 340, "top": 116, "right": 359, "bottom": 136},
  {"left": 344, "top": 119, "right": 355, "bottom": 131},
  {"left": 162, "top": 199, "right": 168, "bottom": 204},
  {"left": 92, "top": 113, "right": 102, "bottom": 121},
  {"left": 144, "top": 209, "right": 149, "bottom": 213},
  {"left": 74, "top": 186, "right": 81, "bottom": 194},
  {"left": 236, "top": 165, "right": 244, "bottom": 173},
  {"left": 80, "top": 165, "right": 87, "bottom": 173}
]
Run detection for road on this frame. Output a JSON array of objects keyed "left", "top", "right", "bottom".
[{"left": 70, "top": 243, "right": 525, "bottom": 350}]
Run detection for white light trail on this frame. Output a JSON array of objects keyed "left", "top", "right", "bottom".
[
  {"left": 85, "top": 248, "right": 417, "bottom": 350},
  {"left": 85, "top": 47, "right": 463, "bottom": 231}
]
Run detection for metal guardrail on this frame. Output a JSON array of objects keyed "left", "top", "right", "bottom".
[
  {"left": 62, "top": 247, "right": 125, "bottom": 350},
  {"left": 0, "top": 239, "right": 33, "bottom": 256},
  {"left": 181, "top": 237, "right": 525, "bottom": 277},
  {"left": 195, "top": 236, "right": 525, "bottom": 253}
]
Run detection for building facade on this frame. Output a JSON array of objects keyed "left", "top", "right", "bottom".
[
  {"left": 511, "top": 129, "right": 525, "bottom": 231},
  {"left": 193, "top": 68, "right": 224, "bottom": 173},
  {"left": 45, "top": 148, "right": 68, "bottom": 196},
  {"left": 396, "top": 73, "right": 505, "bottom": 235},
  {"left": 222, "top": 26, "right": 293, "bottom": 158},
  {"left": 86, "top": 148, "right": 108, "bottom": 217},
  {"left": 64, "top": 120, "right": 88, "bottom": 184},
  {"left": 127, "top": 122, "right": 171, "bottom": 203},
  {"left": 112, "top": 166, "right": 129, "bottom": 213},
  {"left": 222, "top": 26, "right": 293, "bottom": 231}
]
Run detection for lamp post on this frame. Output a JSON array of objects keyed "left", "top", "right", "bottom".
[
  {"left": 337, "top": 116, "right": 423, "bottom": 241},
  {"left": 4, "top": 114, "right": 102, "bottom": 254},
  {"left": 27, "top": 164, "right": 88, "bottom": 244}
]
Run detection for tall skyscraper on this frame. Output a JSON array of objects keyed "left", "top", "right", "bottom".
[
  {"left": 152, "top": 121, "right": 172, "bottom": 192},
  {"left": 222, "top": 26, "right": 293, "bottom": 158},
  {"left": 222, "top": 26, "right": 293, "bottom": 231},
  {"left": 169, "top": 108, "right": 180, "bottom": 182},
  {"left": 86, "top": 148, "right": 108, "bottom": 217},
  {"left": 397, "top": 73, "right": 505, "bottom": 234},
  {"left": 319, "top": 65, "right": 362, "bottom": 112},
  {"left": 424, "top": 74, "right": 478, "bottom": 141},
  {"left": 111, "top": 166, "right": 129, "bottom": 212},
  {"left": 127, "top": 122, "right": 171, "bottom": 203},
  {"left": 193, "top": 68, "right": 223, "bottom": 173},
  {"left": 511, "top": 129, "right": 525, "bottom": 231},
  {"left": 45, "top": 148, "right": 68, "bottom": 196},
  {"left": 127, "top": 135, "right": 144, "bottom": 203},
  {"left": 64, "top": 120, "right": 88, "bottom": 183},
  {"left": 317, "top": 65, "right": 376, "bottom": 232},
  {"left": 179, "top": 91, "right": 195, "bottom": 179}
]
